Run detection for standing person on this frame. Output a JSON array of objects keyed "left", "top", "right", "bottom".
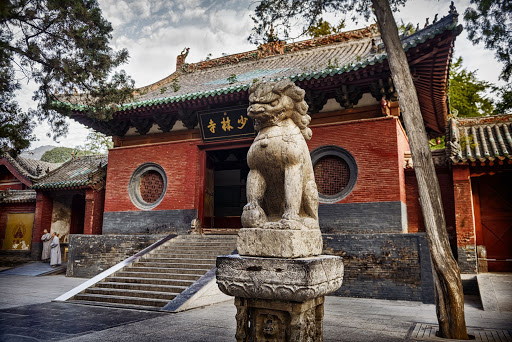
[
  {"left": 41, "top": 229, "right": 52, "bottom": 262},
  {"left": 50, "top": 232, "right": 61, "bottom": 267}
]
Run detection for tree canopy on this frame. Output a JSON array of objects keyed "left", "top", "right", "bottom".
[
  {"left": 449, "top": 57, "right": 495, "bottom": 117},
  {"left": 0, "top": 0, "right": 134, "bottom": 156},
  {"left": 464, "top": 0, "right": 512, "bottom": 82}
]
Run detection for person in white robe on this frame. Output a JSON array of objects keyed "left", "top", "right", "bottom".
[
  {"left": 41, "top": 229, "right": 52, "bottom": 261},
  {"left": 50, "top": 232, "right": 61, "bottom": 267}
]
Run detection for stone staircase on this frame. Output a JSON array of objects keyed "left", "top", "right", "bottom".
[{"left": 68, "top": 235, "right": 237, "bottom": 311}]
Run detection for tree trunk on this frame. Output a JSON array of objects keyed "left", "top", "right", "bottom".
[{"left": 371, "top": 0, "right": 469, "bottom": 339}]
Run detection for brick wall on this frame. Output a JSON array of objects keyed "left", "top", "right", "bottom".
[
  {"left": 310, "top": 117, "right": 404, "bottom": 204},
  {"left": 32, "top": 191, "right": 53, "bottom": 259},
  {"left": 405, "top": 170, "right": 456, "bottom": 239},
  {"left": 66, "top": 234, "right": 172, "bottom": 277},
  {"left": 452, "top": 165, "right": 477, "bottom": 273},
  {"left": 323, "top": 233, "right": 435, "bottom": 303},
  {"left": 103, "top": 140, "right": 202, "bottom": 232},
  {"left": 84, "top": 188, "right": 104, "bottom": 235},
  {"left": 105, "top": 141, "right": 201, "bottom": 212},
  {"left": 310, "top": 117, "right": 408, "bottom": 232}
]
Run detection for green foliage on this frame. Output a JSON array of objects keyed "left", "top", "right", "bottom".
[
  {"left": 397, "top": 20, "right": 416, "bottom": 36},
  {"left": 464, "top": 0, "right": 512, "bottom": 82},
  {"left": 248, "top": 0, "right": 407, "bottom": 44},
  {"left": 41, "top": 147, "right": 81, "bottom": 163},
  {"left": 326, "top": 58, "right": 339, "bottom": 70},
  {"left": 227, "top": 74, "right": 238, "bottom": 84},
  {"left": 449, "top": 57, "right": 495, "bottom": 117},
  {"left": 40, "top": 130, "right": 111, "bottom": 163},
  {"left": 0, "top": 0, "right": 135, "bottom": 156},
  {"left": 160, "top": 87, "right": 167, "bottom": 94},
  {"left": 79, "top": 130, "right": 113, "bottom": 154},
  {"left": 0, "top": 65, "right": 35, "bottom": 156},
  {"left": 493, "top": 84, "right": 512, "bottom": 114},
  {"left": 307, "top": 18, "right": 345, "bottom": 37},
  {"left": 429, "top": 136, "right": 445, "bottom": 150},
  {"left": 172, "top": 78, "right": 181, "bottom": 92}
]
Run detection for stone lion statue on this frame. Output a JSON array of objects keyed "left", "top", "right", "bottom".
[{"left": 242, "top": 79, "right": 319, "bottom": 231}]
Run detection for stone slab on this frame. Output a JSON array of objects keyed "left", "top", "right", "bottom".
[
  {"left": 216, "top": 254, "right": 343, "bottom": 302},
  {"left": 237, "top": 228, "right": 323, "bottom": 258}
]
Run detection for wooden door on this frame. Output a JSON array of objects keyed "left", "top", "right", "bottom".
[
  {"left": 203, "top": 154, "right": 215, "bottom": 228},
  {"left": 475, "top": 174, "right": 512, "bottom": 272}
]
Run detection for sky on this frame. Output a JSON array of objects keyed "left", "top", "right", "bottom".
[{"left": 23, "top": 0, "right": 504, "bottom": 150}]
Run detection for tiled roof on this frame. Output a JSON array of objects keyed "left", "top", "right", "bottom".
[
  {"left": 0, "top": 189, "right": 36, "bottom": 203},
  {"left": 32, "top": 155, "right": 107, "bottom": 190},
  {"left": 446, "top": 115, "right": 512, "bottom": 164},
  {"left": 63, "top": 10, "right": 459, "bottom": 114},
  {"left": 0, "top": 154, "right": 59, "bottom": 182}
]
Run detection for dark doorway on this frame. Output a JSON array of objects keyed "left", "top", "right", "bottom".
[
  {"left": 204, "top": 147, "right": 249, "bottom": 229},
  {"left": 70, "top": 194, "right": 85, "bottom": 235}
]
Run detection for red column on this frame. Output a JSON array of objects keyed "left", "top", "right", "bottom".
[
  {"left": 83, "top": 188, "right": 105, "bottom": 235},
  {"left": 452, "top": 165, "right": 477, "bottom": 273},
  {"left": 32, "top": 191, "right": 53, "bottom": 259}
]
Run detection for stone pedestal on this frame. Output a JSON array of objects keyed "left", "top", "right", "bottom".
[
  {"left": 217, "top": 254, "right": 343, "bottom": 341},
  {"left": 237, "top": 228, "right": 323, "bottom": 258}
]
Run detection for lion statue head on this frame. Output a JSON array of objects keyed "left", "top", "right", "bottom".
[{"left": 247, "top": 79, "right": 312, "bottom": 140}]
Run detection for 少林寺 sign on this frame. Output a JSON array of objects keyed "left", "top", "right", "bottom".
[{"left": 198, "top": 106, "right": 255, "bottom": 142}]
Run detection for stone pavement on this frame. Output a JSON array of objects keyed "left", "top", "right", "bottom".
[
  {"left": 1, "top": 261, "right": 66, "bottom": 277},
  {"left": 0, "top": 272, "right": 511, "bottom": 341}
]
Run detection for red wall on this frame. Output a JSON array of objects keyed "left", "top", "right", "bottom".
[
  {"left": 105, "top": 117, "right": 408, "bottom": 215},
  {"left": 309, "top": 117, "right": 406, "bottom": 204},
  {"left": 104, "top": 140, "right": 202, "bottom": 213},
  {"left": 405, "top": 169, "right": 456, "bottom": 241}
]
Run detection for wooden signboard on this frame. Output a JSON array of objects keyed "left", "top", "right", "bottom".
[{"left": 198, "top": 106, "right": 255, "bottom": 142}]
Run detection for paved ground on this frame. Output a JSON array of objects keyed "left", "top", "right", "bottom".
[
  {"left": 1, "top": 261, "right": 66, "bottom": 277},
  {"left": 0, "top": 272, "right": 511, "bottom": 341}
]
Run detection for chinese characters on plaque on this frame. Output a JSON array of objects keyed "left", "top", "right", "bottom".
[{"left": 198, "top": 106, "right": 255, "bottom": 142}]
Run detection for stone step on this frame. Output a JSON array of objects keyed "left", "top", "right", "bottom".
[
  {"left": 151, "top": 249, "right": 228, "bottom": 258},
  {"left": 124, "top": 266, "right": 211, "bottom": 274},
  {"left": 173, "top": 235, "right": 237, "bottom": 240},
  {"left": 158, "top": 246, "right": 233, "bottom": 252},
  {"left": 73, "top": 293, "right": 170, "bottom": 308},
  {"left": 162, "top": 240, "right": 236, "bottom": 248},
  {"left": 85, "top": 287, "right": 179, "bottom": 300},
  {"left": 131, "top": 262, "right": 214, "bottom": 270},
  {"left": 67, "top": 300, "right": 164, "bottom": 312},
  {"left": 107, "top": 276, "right": 195, "bottom": 287},
  {"left": 95, "top": 281, "right": 188, "bottom": 293},
  {"left": 139, "top": 257, "right": 216, "bottom": 264},
  {"left": 115, "top": 271, "right": 203, "bottom": 281}
]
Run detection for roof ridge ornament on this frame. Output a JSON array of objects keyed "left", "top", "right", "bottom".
[{"left": 176, "top": 47, "right": 190, "bottom": 71}]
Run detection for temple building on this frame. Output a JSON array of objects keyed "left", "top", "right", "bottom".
[
  {"left": 4, "top": 6, "right": 510, "bottom": 303},
  {"left": 0, "top": 154, "right": 107, "bottom": 261}
]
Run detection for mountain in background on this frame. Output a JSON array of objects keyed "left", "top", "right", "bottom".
[{"left": 20, "top": 145, "right": 57, "bottom": 160}]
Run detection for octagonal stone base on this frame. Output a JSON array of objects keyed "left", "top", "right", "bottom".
[
  {"left": 216, "top": 254, "right": 343, "bottom": 302},
  {"left": 237, "top": 228, "right": 323, "bottom": 258}
]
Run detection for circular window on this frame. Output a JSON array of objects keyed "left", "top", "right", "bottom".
[
  {"left": 129, "top": 163, "right": 167, "bottom": 210},
  {"left": 311, "top": 146, "right": 357, "bottom": 203}
]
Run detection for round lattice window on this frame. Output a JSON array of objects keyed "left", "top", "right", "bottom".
[
  {"left": 129, "top": 163, "right": 167, "bottom": 210},
  {"left": 140, "top": 171, "right": 165, "bottom": 203},
  {"left": 311, "top": 146, "right": 357, "bottom": 203}
]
